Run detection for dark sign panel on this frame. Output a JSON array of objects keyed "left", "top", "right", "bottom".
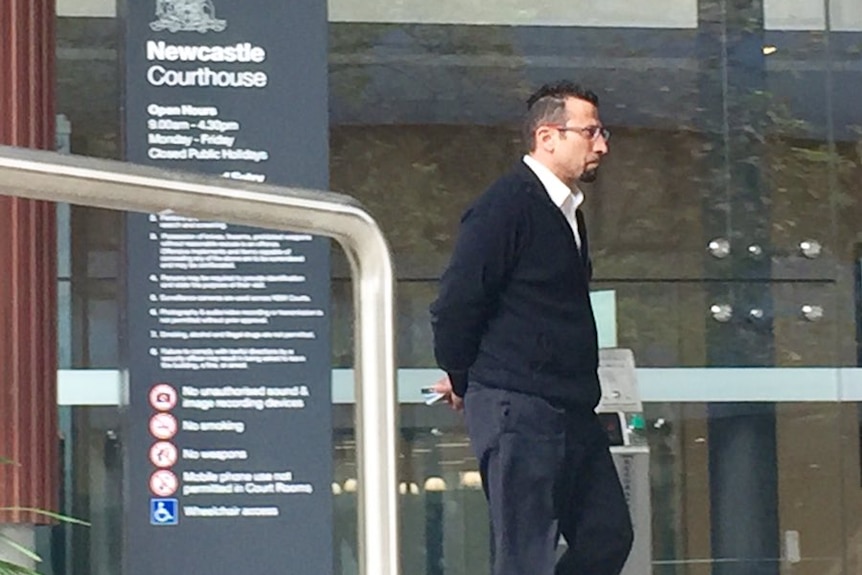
[{"left": 121, "top": 1, "right": 331, "bottom": 573}]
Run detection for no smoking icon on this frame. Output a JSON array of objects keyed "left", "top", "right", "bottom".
[
  {"left": 149, "top": 413, "right": 178, "bottom": 440},
  {"left": 149, "top": 441, "right": 178, "bottom": 468},
  {"left": 150, "top": 470, "right": 179, "bottom": 497},
  {"left": 149, "top": 383, "right": 178, "bottom": 411}
]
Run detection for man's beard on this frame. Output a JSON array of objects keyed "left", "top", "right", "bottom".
[{"left": 579, "top": 167, "right": 599, "bottom": 183}]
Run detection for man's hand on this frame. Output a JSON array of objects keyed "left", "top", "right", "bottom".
[{"left": 432, "top": 375, "right": 463, "bottom": 412}]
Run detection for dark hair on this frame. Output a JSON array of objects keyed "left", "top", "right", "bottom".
[{"left": 522, "top": 81, "right": 599, "bottom": 151}]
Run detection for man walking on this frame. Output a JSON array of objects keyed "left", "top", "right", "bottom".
[{"left": 430, "top": 81, "right": 633, "bottom": 575}]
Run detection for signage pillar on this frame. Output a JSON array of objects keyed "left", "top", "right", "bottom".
[{"left": 121, "top": 1, "right": 331, "bottom": 573}]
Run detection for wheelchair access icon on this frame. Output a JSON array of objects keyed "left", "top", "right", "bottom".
[{"left": 150, "top": 498, "right": 179, "bottom": 526}]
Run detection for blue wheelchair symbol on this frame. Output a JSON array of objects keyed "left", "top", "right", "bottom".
[{"left": 150, "top": 498, "right": 179, "bottom": 526}]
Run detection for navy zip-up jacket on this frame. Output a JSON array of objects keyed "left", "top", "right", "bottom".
[{"left": 430, "top": 160, "right": 601, "bottom": 407}]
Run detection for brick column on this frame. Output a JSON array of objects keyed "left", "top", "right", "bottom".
[{"left": 0, "top": 0, "right": 59, "bottom": 524}]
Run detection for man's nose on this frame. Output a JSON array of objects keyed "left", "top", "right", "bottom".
[{"left": 594, "top": 136, "right": 609, "bottom": 155}]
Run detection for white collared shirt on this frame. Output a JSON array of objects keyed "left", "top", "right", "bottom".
[{"left": 522, "top": 155, "right": 583, "bottom": 249}]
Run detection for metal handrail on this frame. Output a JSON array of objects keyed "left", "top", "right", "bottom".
[{"left": 0, "top": 145, "right": 400, "bottom": 575}]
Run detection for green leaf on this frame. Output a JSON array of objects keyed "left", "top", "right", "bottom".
[
  {"left": 0, "top": 508, "right": 90, "bottom": 527},
  {"left": 0, "top": 535, "right": 41, "bottom": 563},
  {"left": 0, "top": 558, "right": 40, "bottom": 575}
]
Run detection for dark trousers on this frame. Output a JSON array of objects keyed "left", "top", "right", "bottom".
[{"left": 464, "top": 381, "right": 633, "bottom": 575}]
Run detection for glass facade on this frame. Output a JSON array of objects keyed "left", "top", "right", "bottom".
[{"left": 49, "top": 0, "right": 862, "bottom": 574}]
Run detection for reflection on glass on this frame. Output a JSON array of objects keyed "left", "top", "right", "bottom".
[
  {"left": 333, "top": 404, "right": 488, "bottom": 575},
  {"left": 332, "top": 279, "right": 439, "bottom": 367}
]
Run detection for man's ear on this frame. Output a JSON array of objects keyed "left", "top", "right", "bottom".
[{"left": 534, "top": 125, "right": 555, "bottom": 152}]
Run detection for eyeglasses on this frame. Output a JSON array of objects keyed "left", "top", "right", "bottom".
[{"left": 551, "top": 125, "right": 611, "bottom": 142}]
